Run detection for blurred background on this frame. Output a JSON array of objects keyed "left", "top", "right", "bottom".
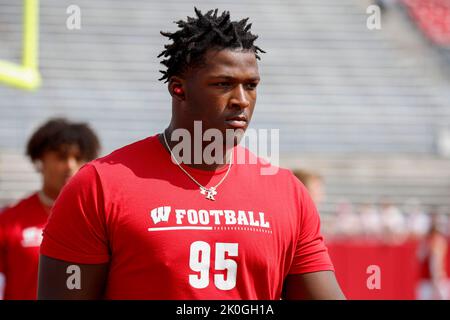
[{"left": 1, "top": 0, "right": 449, "bottom": 299}]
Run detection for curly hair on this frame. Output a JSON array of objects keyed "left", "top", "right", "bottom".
[
  {"left": 26, "top": 118, "right": 100, "bottom": 162},
  {"left": 158, "top": 7, "right": 265, "bottom": 82}
]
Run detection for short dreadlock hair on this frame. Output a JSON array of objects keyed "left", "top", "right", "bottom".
[
  {"left": 26, "top": 118, "right": 100, "bottom": 162},
  {"left": 158, "top": 7, "right": 265, "bottom": 82}
]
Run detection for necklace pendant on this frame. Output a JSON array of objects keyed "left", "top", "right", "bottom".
[{"left": 200, "top": 187, "right": 217, "bottom": 201}]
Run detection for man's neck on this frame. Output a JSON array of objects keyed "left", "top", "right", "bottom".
[
  {"left": 38, "top": 189, "right": 55, "bottom": 208},
  {"left": 159, "top": 128, "right": 233, "bottom": 172}
]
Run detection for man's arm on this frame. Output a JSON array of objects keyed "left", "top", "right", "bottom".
[
  {"left": 283, "top": 271, "right": 346, "bottom": 300},
  {"left": 38, "top": 254, "right": 109, "bottom": 300},
  {"left": 0, "top": 220, "right": 7, "bottom": 300},
  {"left": 0, "top": 272, "right": 5, "bottom": 300}
]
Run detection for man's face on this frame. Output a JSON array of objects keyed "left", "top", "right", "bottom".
[
  {"left": 182, "top": 48, "right": 260, "bottom": 142},
  {"left": 40, "top": 144, "right": 86, "bottom": 198},
  {"left": 307, "top": 178, "right": 325, "bottom": 206}
]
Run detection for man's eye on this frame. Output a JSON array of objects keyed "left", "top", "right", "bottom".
[
  {"left": 246, "top": 83, "right": 258, "bottom": 90},
  {"left": 214, "top": 82, "right": 231, "bottom": 87}
]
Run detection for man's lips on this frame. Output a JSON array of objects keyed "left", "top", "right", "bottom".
[{"left": 225, "top": 115, "right": 248, "bottom": 128}]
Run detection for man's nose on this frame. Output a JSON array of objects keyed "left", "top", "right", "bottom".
[
  {"left": 229, "top": 84, "right": 250, "bottom": 109},
  {"left": 65, "top": 157, "right": 79, "bottom": 173}
]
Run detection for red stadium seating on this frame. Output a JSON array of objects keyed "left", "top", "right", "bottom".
[{"left": 402, "top": 0, "right": 450, "bottom": 46}]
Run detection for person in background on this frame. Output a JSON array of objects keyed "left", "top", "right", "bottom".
[
  {"left": 417, "top": 213, "right": 449, "bottom": 300},
  {"left": 292, "top": 169, "right": 325, "bottom": 206},
  {"left": 0, "top": 118, "right": 100, "bottom": 300},
  {"left": 293, "top": 169, "right": 336, "bottom": 238}
]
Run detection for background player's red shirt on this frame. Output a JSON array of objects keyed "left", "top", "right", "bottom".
[
  {"left": 0, "top": 193, "right": 49, "bottom": 300},
  {"left": 41, "top": 135, "right": 334, "bottom": 299}
]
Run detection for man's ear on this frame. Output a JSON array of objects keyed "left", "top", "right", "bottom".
[{"left": 168, "top": 76, "right": 185, "bottom": 101}]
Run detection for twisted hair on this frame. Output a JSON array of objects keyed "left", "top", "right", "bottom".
[{"left": 158, "top": 7, "right": 265, "bottom": 82}]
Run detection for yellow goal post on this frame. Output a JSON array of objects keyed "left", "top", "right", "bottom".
[{"left": 0, "top": 0, "right": 41, "bottom": 90}]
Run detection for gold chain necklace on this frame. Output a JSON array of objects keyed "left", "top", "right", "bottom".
[{"left": 162, "top": 131, "right": 233, "bottom": 201}]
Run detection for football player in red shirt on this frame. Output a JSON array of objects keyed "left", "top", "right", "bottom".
[
  {"left": 37, "top": 8, "right": 345, "bottom": 300},
  {"left": 0, "top": 118, "right": 100, "bottom": 299}
]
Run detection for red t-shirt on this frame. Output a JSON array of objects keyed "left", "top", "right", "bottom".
[
  {"left": 41, "top": 135, "right": 334, "bottom": 299},
  {"left": 0, "top": 193, "right": 49, "bottom": 300}
]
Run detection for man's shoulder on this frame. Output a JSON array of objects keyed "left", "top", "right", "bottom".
[
  {"left": 69, "top": 135, "right": 164, "bottom": 189},
  {"left": 88, "top": 135, "right": 160, "bottom": 173},
  {"left": 96, "top": 135, "right": 156, "bottom": 163}
]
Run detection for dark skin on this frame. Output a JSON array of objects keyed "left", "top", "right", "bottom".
[
  {"left": 38, "top": 48, "right": 345, "bottom": 300},
  {"left": 162, "top": 48, "right": 260, "bottom": 171}
]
